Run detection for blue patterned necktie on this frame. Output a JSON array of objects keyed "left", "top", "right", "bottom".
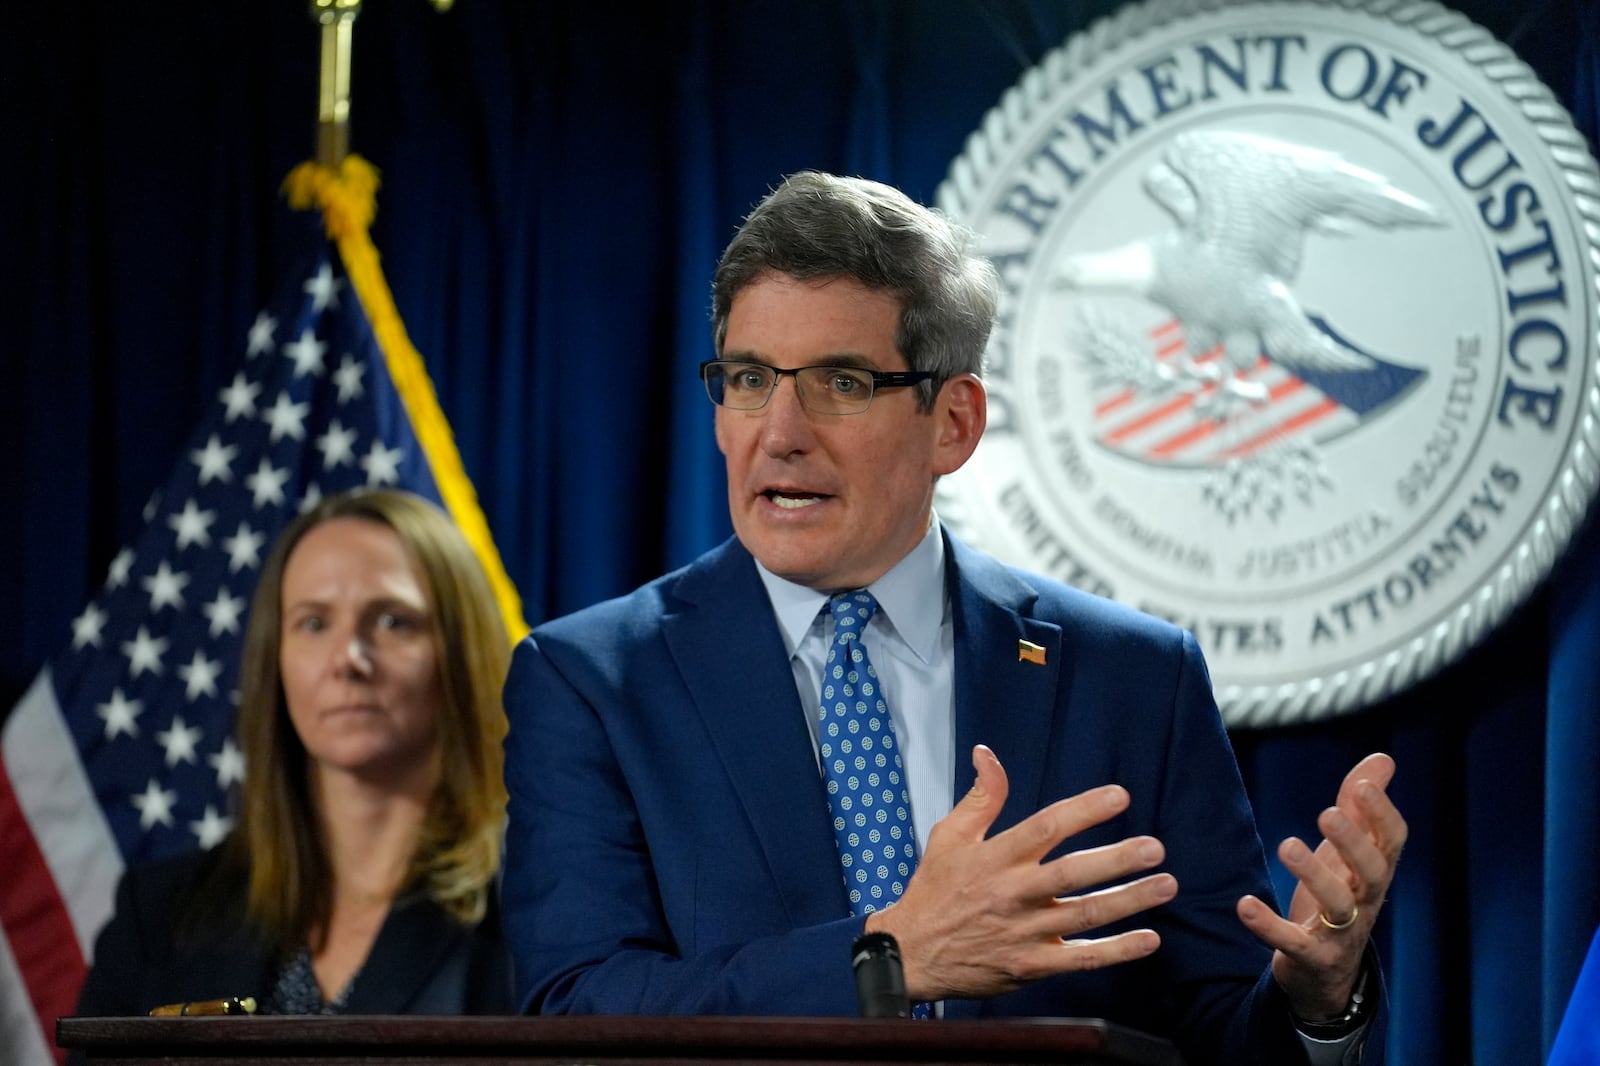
[{"left": 818, "top": 591, "right": 919, "bottom": 916}]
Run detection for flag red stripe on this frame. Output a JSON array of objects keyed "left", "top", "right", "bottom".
[
  {"left": 1104, "top": 393, "right": 1197, "bottom": 443},
  {"left": 0, "top": 759, "right": 83, "bottom": 1065},
  {"left": 1148, "top": 416, "right": 1223, "bottom": 457},
  {"left": 1221, "top": 397, "right": 1341, "bottom": 459},
  {"left": 1094, "top": 389, "right": 1137, "bottom": 417},
  {"left": 1145, "top": 370, "right": 1308, "bottom": 458}
]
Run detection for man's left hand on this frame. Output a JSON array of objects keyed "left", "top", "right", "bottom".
[{"left": 1235, "top": 752, "right": 1408, "bottom": 1021}]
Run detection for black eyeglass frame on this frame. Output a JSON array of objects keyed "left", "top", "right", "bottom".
[{"left": 698, "top": 359, "right": 936, "bottom": 414}]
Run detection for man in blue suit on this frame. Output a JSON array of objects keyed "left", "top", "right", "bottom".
[{"left": 501, "top": 171, "right": 1407, "bottom": 1066}]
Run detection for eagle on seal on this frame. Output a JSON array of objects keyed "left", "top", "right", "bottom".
[{"left": 1055, "top": 130, "right": 1443, "bottom": 414}]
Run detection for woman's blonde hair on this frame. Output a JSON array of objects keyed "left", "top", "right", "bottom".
[{"left": 222, "top": 489, "right": 509, "bottom": 954}]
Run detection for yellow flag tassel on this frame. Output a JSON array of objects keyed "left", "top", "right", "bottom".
[{"left": 284, "top": 156, "right": 528, "bottom": 641}]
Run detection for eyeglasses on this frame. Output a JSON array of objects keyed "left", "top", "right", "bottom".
[{"left": 699, "top": 360, "right": 934, "bottom": 416}]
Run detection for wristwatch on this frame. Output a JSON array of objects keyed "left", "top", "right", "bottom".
[{"left": 1292, "top": 960, "right": 1373, "bottom": 1040}]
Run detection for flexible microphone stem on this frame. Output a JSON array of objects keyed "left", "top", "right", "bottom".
[{"left": 852, "top": 931, "right": 911, "bottom": 1018}]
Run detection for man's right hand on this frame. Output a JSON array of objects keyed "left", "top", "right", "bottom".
[{"left": 864, "top": 744, "right": 1177, "bottom": 1001}]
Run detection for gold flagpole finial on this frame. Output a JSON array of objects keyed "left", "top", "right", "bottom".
[{"left": 310, "top": 0, "right": 361, "bottom": 168}]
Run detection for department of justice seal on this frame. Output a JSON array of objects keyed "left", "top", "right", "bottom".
[{"left": 934, "top": 0, "right": 1600, "bottom": 725}]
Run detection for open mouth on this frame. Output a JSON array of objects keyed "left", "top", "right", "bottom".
[{"left": 763, "top": 490, "right": 830, "bottom": 510}]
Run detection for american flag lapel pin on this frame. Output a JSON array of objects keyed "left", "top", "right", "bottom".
[{"left": 1018, "top": 639, "right": 1046, "bottom": 665}]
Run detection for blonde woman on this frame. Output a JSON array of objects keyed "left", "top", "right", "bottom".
[{"left": 77, "top": 489, "right": 512, "bottom": 1016}]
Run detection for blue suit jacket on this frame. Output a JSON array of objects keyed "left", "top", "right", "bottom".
[{"left": 502, "top": 531, "right": 1383, "bottom": 1066}]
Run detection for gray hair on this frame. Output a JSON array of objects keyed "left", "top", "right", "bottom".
[{"left": 711, "top": 171, "right": 999, "bottom": 411}]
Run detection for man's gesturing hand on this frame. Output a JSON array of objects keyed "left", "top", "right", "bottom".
[
  {"left": 864, "top": 745, "right": 1176, "bottom": 1002},
  {"left": 1236, "top": 752, "right": 1406, "bottom": 1022}
]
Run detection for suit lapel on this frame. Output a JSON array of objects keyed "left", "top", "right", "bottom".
[
  {"left": 662, "top": 540, "right": 849, "bottom": 927},
  {"left": 941, "top": 532, "right": 1065, "bottom": 1022},
  {"left": 341, "top": 895, "right": 463, "bottom": 1014},
  {"left": 946, "top": 532, "right": 1064, "bottom": 833}
]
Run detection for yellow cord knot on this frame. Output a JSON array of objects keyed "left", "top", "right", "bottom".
[{"left": 283, "top": 156, "right": 381, "bottom": 238}]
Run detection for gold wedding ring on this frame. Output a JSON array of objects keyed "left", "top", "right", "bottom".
[{"left": 1318, "top": 904, "right": 1359, "bottom": 931}]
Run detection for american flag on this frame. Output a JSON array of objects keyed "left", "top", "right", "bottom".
[{"left": 0, "top": 191, "right": 497, "bottom": 1063}]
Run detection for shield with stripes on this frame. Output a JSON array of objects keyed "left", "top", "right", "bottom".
[{"left": 1090, "top": 316, "right": 1425, "bottom": 474}]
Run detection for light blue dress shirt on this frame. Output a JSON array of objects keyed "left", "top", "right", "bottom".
[{"left": 755, "top": 518, "right": 952, "bottom": 853}]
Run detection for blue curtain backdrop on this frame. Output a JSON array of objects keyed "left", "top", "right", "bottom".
[{"left": 2, "top": 2, "right": 1596, "bottom": 1062}]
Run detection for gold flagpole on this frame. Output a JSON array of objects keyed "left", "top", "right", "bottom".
[
  {"left": 292, "top": 0, "right": 526, "bottom": 639},
  {"left": 310, "top": 0, "right": 455, "bottom": 165},
  {"left": 310, "top": 0, "right": 360, "bottom": 167}
]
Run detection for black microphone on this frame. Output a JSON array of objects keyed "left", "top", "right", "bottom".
[{"left": 851, "top": 931, "right": 911, "bottom": 1018}]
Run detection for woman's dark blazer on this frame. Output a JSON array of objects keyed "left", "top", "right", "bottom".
[{"left": 73, "top": 846, "right": 515, "bottom": 1017}]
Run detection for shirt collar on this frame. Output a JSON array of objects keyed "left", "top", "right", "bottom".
[{"left": 754, "top": 518, "right": 946, "bottom": 665}]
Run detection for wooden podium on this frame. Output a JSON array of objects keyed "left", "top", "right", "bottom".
[{"left": 58, "top": 1015, "right": 1184, "bottom": 1065}]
